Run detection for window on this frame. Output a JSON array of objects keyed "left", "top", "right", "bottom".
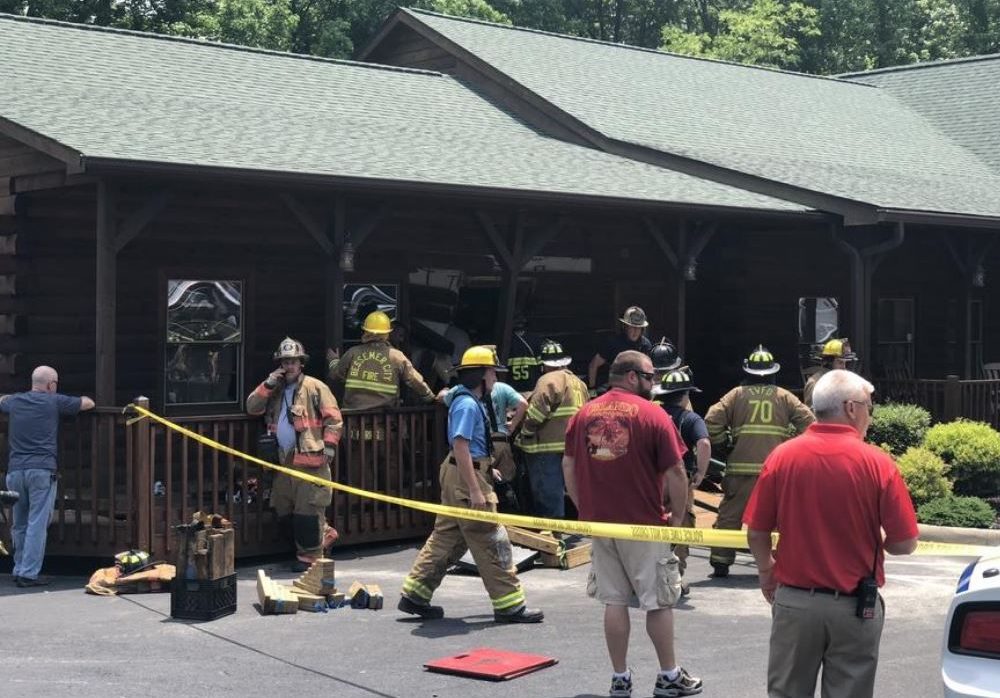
[
  {"left": 876, "top": 297, "right": 915, "bottom": 377},
  {"left": 165, "top": 280, "right": 243, "bottom": 406},
  {"left": 343, "top": 283, "right": 398, "bottom": 348},
  {"left": 797, "top": 297, "right": 839, "bottom": 371}
]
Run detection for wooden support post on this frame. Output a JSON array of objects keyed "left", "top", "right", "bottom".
[
  {"left": 96, "top": 180, "right": 117, "bottom": 405},
  {"left": 330, "top": 196, "right": 347, "bottom": 352},
  {"left": 495, "top": 218, "right": 524, "bottom": 360},
  {"left": 676, "top": 222, "right": 687, "bottom": 354},
  {"left": 133, "top": 396, "right": 153, "bottom": 554},
  {"left": 943, "top": 374, "right": 962, "bottom": 422}
]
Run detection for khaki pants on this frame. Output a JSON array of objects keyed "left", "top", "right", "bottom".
[
  {"left": 768, "top": 585, "right": 885, "bottom": 698},
  {"left": 710, "top": 474, "right": 757, "bottom": 567},
  {"left": 270, "top": 451, "right": 332, "bottom": 558},
  {"left": 401, "top": 453, "right": 527, "bottom": 613}
]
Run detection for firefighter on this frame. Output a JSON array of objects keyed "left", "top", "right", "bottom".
[
  {"left": 587, "top": 306, "right": 654, "bottom": 391},
  {"left": 650, "top": 337, "right": 682, "bottom": 380},
  {"left": 246, "top": 338, "right": 343, "bottom": 572},
  {"left": 705, "top": 345, "right": 814, "bottom": 578},
  {"left": 327, "top": 310, "right": 435, "bottom": 409},
  {"left": 516, "top": 340, "right": 589, "bottom": 518},
  {"left": 803, "top": 338, "right": 858, "bottom": 407},
  {"left": 327, "top": 310, "right": 435, "bottom": 490},
  {"left": 507, "top": 314, "right": 544, "bottom": 394},
  {"left": 398, "top": 346, "right": 544, "bottom": 624},
  {"left": 651, "top": 369, "right": 710, "bottom": 591}
]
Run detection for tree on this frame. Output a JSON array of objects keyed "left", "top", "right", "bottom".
[{"left": 660, "top": 0, "right": 820, "bottom": 69}]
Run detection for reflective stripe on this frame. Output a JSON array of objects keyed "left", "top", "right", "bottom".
[
  {"left": 491, "top": 587, "right": 526, "bottom": 611},
  {"left": 725, "top": 461, "right": 763, "bottom": 475},
  {"left": 733, "top": 425, "right": 788, "bottom": 437},
  {"left": 402, "top": 576, "right": 434, "bottom": 601},
  {"left": 254, "top": 384, "right": 273, "bottom": 398},
  {"left": 292, "top": 452, "right": 325, "bottom": 467},
  {"left": 526, "top": 404, "right": 547, "bottom": 422},
  {"left": 551, "top": 406, "right": 581, "bottom": 418},
  {"left": 345, "top": 379, "right": 398, "bottom": 395},
  {"left": 520, "top": 441, "right": 566, "bottom": 454}
]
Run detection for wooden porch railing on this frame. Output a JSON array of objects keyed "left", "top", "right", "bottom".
[
  {"left": 2, "top": 401, "right": 446, "bottom": 560},
  {"left": 876, "top": 375, "right": 1000, "bottom": 429}
]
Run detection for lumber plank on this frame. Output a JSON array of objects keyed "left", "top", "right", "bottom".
[{"left": 507, "top": 526, "right": 563, "bottom": 555}]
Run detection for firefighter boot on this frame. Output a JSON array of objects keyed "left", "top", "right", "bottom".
[
  {"left": 494, "top": 606, "right": 545, "bottom": 624},
  {"left": 398, "top": 594, "right": 445, "bottom": 620}
]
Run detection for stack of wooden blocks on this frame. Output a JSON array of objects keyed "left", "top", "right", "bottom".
[
  {"left": 256, "top": 559, "right": 350, "bottom": 614},
  {"left": 507, "top": 527, "right": 592, "bottom": 569},
  {"left": 347, "top": 581, "right": 384, "bottom": 610},
  {"left": 174, "top": 512, "right": 236, "bottom": 581}
]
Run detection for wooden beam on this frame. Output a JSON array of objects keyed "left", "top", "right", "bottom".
[
  {"left": 475, "top": 211, "right": 514, "bottom": 270},
  {"left": 643, "top": 217, "right": 679, "bottom": 270},
  {"left": 0, "top": 152, "right": 64, "bottom": 178},
  {"left": 520, "top": 216, "right": 564, "bottom": 264},
  {"left": 96, "top": 180, "right": 117, "bottom": 405},
  {"left": 113, "top": 190, "right": 170, "bottom": 253},
  {"left": 280, "top": 193, "right": 333, "bottom": 256},
  {"left": 348, "top": 203, "right": 390, "bottom": 250},
  {"left": 328, "top": 196, "right": 347, "bottom": 352},
  {"left": 675, "top": 221, "right": 687, "bottom": 353},
  {"left": 496, "top": 220, "right": 524, "bottom": 359},
  {"left": 11, "top": 172, "right": 94, "bottom": 194}
]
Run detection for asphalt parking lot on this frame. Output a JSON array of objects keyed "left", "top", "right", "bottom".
[{"left": 2, "top": 543, "right": 971, "bottom": 698}]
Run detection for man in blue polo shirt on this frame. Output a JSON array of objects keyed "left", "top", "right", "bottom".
[
  {"left": 399, "top": 346, "right": 543, "bottom": 624},
  {"left": 2, "top": 365, "right": 95, "bottom": 587}
]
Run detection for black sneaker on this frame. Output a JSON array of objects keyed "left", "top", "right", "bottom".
[
  {"left": 710, "top": 563, "right": 729, "bottom": 578},
  {"left": 397, "top": 595, "right": 444, "bottom": 620},
  {"left": 493, "top": 606, "right": 544, "bottom": 623},
  {"left": 16, "top": 576, "right": 51, "bottom": 588},
  {"left": 609, "top": 670, "right": 633, "bottom": 697},
  {"left": 654, "top": 667, "right": 703, "bottom": 697}
]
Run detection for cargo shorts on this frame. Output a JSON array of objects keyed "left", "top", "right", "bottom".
[{"left": 587, "top": 538, "right": 682, "bottom": 611}]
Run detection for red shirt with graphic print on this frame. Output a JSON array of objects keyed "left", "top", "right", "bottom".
[{"left": 565, "top": 388, "right": 687, "bottom": 525}]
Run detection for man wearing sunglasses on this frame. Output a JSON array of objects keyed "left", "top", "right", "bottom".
[{"left": 743, "top": 369, "right": 917, "bottom": 698}]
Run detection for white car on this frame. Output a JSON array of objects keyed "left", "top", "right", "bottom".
[{"left": 943, "top": 552, "right": 1000, "bottom": 697}]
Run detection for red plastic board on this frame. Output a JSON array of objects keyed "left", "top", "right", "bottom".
[{"left": 424, "top": 647, "right": 558, "bottom": 681}]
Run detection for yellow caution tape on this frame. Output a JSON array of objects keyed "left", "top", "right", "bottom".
[{"left": 129, "top": 405, "right": 994, "bottom": 558}]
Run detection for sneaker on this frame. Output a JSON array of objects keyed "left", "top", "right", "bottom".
[
  {"left": 710, "top": 563, "right": 729, "bottom": 579},
  {"left": 321, "top": 525, "right": 339, "bottom": 552},
  {"left": 397, "top": 595, "right": 444, "bottom": 620},
  {"left": 680, "top": 581, "right": 691, "bottom": 597},
  {"left": 609, "top": 670, "right": 633, "bottom": 697},
  {"left": 15, "top": 576, "right": 51, "bottom": 588},
  {"left": 493, "top": 606, "right": 544, "bottom": 623},
  {"left": 654, "top": 667, "right": 703, "bottom": 697}
]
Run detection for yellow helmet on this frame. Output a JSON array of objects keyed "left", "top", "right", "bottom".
[
  {"left": 821, "top": 338, "right": 857, "bottom": 361},
  {"left": 273, "top": 337, "right": 308, "bottom": 363},
  {"left": 454, "top": 345, "right": 508, "bottom": 372},
  {"left": 362, "top": 310, "right": 392, "bottom": 334}
]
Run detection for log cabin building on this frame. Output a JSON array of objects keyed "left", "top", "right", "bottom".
[{"left": 1, "top": 10, "right": 999, "bottom": 558}]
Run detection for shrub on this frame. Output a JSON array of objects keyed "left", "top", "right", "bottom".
[
  {"left": 917, "top": 495, "right": 997, "bottom": 529},
  {"left": 923, "top": 420, "right": 1000, "bottom": 497},
  {"left": 867, "top": 403, "right": 931, "bottom": 455},
  {"left": 895, "top": 447, "right": 951, "bottom": 505}
]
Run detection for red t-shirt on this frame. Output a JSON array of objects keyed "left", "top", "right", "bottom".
[
  {"left": 743, "top": 423, "right": 918, "bottom": 591},
  {"left": 565, "top": 388, "right": 687, "bottom": 525}
]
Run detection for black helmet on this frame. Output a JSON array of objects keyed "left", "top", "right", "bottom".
[
  {"left": 743, "top": 345, "right": 780, "bottom": 376},
  {"left": 650, "top": 338, "right": 681, "bottom": 373},
  {"left": 539, "top": 339, "right": 572, "bottom": 367},
  {"left": 651, "top": 369, "right": 702, "bottom": 397}
]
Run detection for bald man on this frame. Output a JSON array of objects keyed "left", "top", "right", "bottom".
[{"left": 1, "top": 366, "right": 94, "bottom": 587}]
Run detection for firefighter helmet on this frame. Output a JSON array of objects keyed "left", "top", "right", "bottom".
[
  {"left": 362, "top": 310, "right": 392, "bottom": 335},
  {"left": 651, "top": 369, "right": 702, "bottom": 397},
  {"left": 273, "top": 337, "right": 309, "bottom": 363},
  {"left": 454, "top": 345, "right": 507, "bottom": 372},
  {"left": 539, "top": 339, "right": 572, "bottom": 368},
  {"left": 743, "top": 345, "right": 780, "bottom": 376},
  {"left": 619, "top": 305, "right": 649, "bottom": 328},
  {"left": 821, "top": 338, "right": 857, "bottom": 362},
  {"left": 115, "top": 549, "right": 151, "bottom": 575},
  {"left": 651, "top": 338, "right": 682, "bottom": 372}
]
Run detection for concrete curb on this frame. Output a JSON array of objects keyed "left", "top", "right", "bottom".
[{"left": 918, "top": 523, "right": 1000, "bottom": 547}]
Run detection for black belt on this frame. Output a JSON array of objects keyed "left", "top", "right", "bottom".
[
  {"left": 491, "top": 433, "right": 509, "bottom": 442},
  {"left": 447, "top": 456, "right": 490, "bottom": 470},
  {"left": 784, "top": 585, "right": 856, "bottom": 597}
]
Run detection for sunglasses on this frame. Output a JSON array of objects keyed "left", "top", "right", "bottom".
[
  {"left": 632, "top": 369, "right": 655, "bottom": 381},
  {"left": 844, "top": 400, "right": 874, "bottom": 416}
]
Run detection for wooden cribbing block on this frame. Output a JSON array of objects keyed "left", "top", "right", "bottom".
[
  {"left": 256, "top": 570, "right": 298, "bottom": 615},
  {"left": 292, "top": 558, "right": 337, "bottom": 595},
  {"left": 327, "top": 592, "right": 346, "bottom": 608},
  {"left": 540, "top": 542, "right": 592, "bottom": 570},
  {"left": 348, "top": 580, "right": 369, "bottom": 609},
  {"left": 287, "top": 587, "right": 327, "bottom": 612},
  {"left": 365, "top": 584, "right": 383, "bottom": 610},
  {"left": 507, "top": 527, "right": 563, "bottom": 555}
]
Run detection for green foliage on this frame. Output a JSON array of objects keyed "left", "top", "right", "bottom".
[
  {"left": 895, "top": 447, "right": 952, "bottom": 505},
  {"left": 917, "top": 495, "right": 997, "bottom": 528},
  {"left": 660, "top": 0, "right": 820, "bottom": 69},
  {"left": 923, "top": 420, "right": 1000, "bottom": 497},
  {"left": 867, "top": 403, "right": 932, "bottom": 456}
]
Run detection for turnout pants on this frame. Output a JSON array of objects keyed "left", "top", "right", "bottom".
[
  {"left": 710, "top": 473, "right": 758, "bottom": 568},
  {"left": 271, "top": 450, "right": 333, "bottom": 560},
  {"left": 665, "top": 478, "right": 697, "bottom": 574},
  {"left": 401, "top": 453, "right": 527, "bottom": 614}
]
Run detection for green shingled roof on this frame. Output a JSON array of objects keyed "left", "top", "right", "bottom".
[
  {"left": 402, "top": 8, "right": 1000, "bottom": 219},
  {"left": 0, "top": 14, "right": 807, "bottom": 214},
  {"left": 843, "top": 56, "right": 1000, "bottom": 175}
]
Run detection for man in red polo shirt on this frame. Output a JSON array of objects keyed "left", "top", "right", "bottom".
[
  {"left": 564, "top": 350, "right": 702, "bottom": 698},
  {"left": 743, "top": 369, "right": 918, "bottom": 698}
]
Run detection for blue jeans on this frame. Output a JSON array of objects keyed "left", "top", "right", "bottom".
[
  {"left": 526, "top": 453, "right": 565, "bottom": 519},
  {"left": 6, "top": 468, "right": 58, "bottom": 580}
]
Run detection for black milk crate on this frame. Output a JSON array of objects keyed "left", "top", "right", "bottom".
[{"left": 170, "top": 573, "right": 237, "bottom": 621}]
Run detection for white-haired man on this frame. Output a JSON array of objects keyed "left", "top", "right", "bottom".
[
  {"left": 2, "top": 366, "right": 95, "bottom": 587},
  {"left": 744, "top": 370, "right": 918, "bottom": 698}
]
